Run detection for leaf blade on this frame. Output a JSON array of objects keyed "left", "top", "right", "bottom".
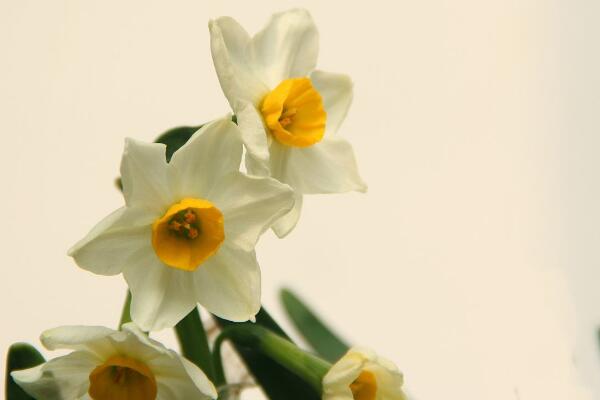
[
  {"left": 5, "top": 343, "right": 45, "bottom": 400},
  {"left": 280, "top": 288, "right": 349, "bottom": 362}
]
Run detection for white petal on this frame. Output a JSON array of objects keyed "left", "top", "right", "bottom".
[
  {"left": 311, "top": 70, "right": 354, "bottom": 135},
  {"left": 169, "top": 118, "right": 243, "bottom": 199},
  {"left": 323, "top": 351, "right": 364, "bottom": 388},
  {"left": 373, "top": 365, "right": 406, "bottom": 400},
  {"left": 236, "top": 101, "right": 271, "bottom": 174},
  {"left": 115, "top": 323, "right": 171, "bottom": 359},
  {"left": 272, "top": 136, "right": 367, "bottom": 194},
  {"left": 272, "top": 192, "right": 303, "bottom": 238},
  {"left": 68, "top": 206, "right": 154, "bottom": 276},
  {"left": 323, "top": 347, "right": 407, "bottom": 400},
  {"left": 11, "top": 351, "right": 99, "bottom": 400},
  {"left": 125, "top": 255, "right": 198, "bottom": 331},
  {"left": 120, "top": 138, "right": 174, "bottom": 213},
  {"left": 41, "top": 326, "right": 115, "bottom": 351},
  {"left": 150, "top": 353, "right": 217, "bottom": 400},
  {"left": 251, "top": 9, "right": 319, "bottom": 87},
  {"left": 208, "top": 171, "right": 294, "bottom": 251},
  {"left": 193, "top": 244, "right": 260, "bottom": 322},
  {"left": 209, "top": 17, "right": 268, "bottom": 107}
]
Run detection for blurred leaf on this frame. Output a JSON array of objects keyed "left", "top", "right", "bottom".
[
  {"left": 216, "top": 307, "right": 321, "bottom": 400},
  {"left": 5, "top": 343, "right": 45, "bottom": 400},
  {"left": 280, "top": 288, "right": 349, "bottom": 363}
]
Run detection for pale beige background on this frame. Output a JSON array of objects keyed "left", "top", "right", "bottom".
[{"left": 1, "top": 1, "right": 599, "bottom": 399}]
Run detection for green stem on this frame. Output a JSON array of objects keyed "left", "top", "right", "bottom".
[
  {"left": 216, "top": 325, "right": 331, "bottom": 394},
  {"left": 119, "top": 290, "right": 132, "bottom": 329},
  {"left": 174, "top": 307, "right": 215, "bottom": 381}
]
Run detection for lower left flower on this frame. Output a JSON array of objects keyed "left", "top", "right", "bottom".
[{"left": 11, "top": 323, "right": 217, "bottom": 400}]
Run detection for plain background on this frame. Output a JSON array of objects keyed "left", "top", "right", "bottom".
[{"left": 1, "top": 1, "right": 599, "bottom": 399}]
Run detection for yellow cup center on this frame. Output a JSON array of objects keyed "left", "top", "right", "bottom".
[
  {"left": 152, "top": 197, "right": 225, "bottom": 271},
  {"left": 260, "top": 77, "right": 327, "bottom": 148},
  {"left": 349, "top": 370, "right": 378, "bottom": 400},
  {"left": 88, "top": 355, "right": 157, "bottom": 400}
]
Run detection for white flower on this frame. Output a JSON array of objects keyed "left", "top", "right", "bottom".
[
  {"left": 11, "top": 323, "right": 217, "bottom": 400},
  {"left": 69, "top": 117, "right": 294, "bottom": 331},
  {"left": 323, "top": 347, "right": 407, "bottom": 400},
  {"left": 210, "top": 9, "right": 367, "bottom": 237}
]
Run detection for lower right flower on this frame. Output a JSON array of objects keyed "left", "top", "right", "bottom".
[{"left": 322, "top": 347, "right": 407, "bottom": 400}]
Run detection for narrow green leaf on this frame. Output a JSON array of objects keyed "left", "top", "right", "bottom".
[
  {"left": 216, "top": 307, "right": 321, "bottom": 400},
  {"left": 280, "top": 288, "right": 349, "bottom": 363},
  {"left": 175, "top": 307, "right": 215, "bottom": 381},
  {"left": 5, "top": 343, "right": 45, "bottom": 400}
]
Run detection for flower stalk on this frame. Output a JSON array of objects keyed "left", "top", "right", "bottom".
[{"left": 214, "top": 324, "right": 331, "bottom": 394}]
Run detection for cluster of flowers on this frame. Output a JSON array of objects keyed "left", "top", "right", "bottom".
[{"left": 10, "top": 9, "right": 407, "bottom": 400}]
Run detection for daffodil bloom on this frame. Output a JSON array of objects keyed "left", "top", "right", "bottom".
[
  {"left": 11, "top": 323, "right": 217, "bottom": 400},
  {"left": 210, "top": 9, "right": 367, "bottom": 237},
  {"left": 69, "top": 117, "right": 294, "bottom": 331},
  {"left": 323, "top": 347, "right": 407, "bottom": 400}
]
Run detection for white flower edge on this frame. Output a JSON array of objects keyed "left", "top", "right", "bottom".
[
  {"left": 322, "top": 347, "right": 407, "bottom": 400},
  {"left": 210, "top": 10, "right": 366, "bottom": 237},
  {"left": 69, "top": 117, "right": 295, "bottom": 330},
  {"left": 11, "top": 323, "right": 217, "bottom": 400}
]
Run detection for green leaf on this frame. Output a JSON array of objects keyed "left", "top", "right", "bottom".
[
  {"left": 5, "top": 343, "right": 45, "bottom": 400},
  {"left": 280, "top": 288, "right": 349, "bottom": 363},
  {"left": 174, "top": 307, "right": 215, "bottom": 382},
  {"left": 216, "top": 307, "right": 321, "bottom": 400}
]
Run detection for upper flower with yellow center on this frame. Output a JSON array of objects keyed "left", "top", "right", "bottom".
[
  {"left": 261, "top": 77, "right": 326, "bottom": 148},
  {"left": 210, "top": 9, "right": 367, "bottom": 238},
  {"left": 69, "top": 118, "right": 295, "bottom": 331},
  {"left": 11, "top": 323, "right": 217, "bottom": 400},
  {"left": 323, "top": 347, "right": 407, "bottom": 400}
]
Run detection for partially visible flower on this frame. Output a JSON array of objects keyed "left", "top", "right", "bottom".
[
  {"left": 69, "top": 117, "right": 294, "bottom": 331},
  {"left": 210, "top": 9, "right": 366, "bottom": 237},
  {"left": 11, "top": 323, "right": 217, "bottom": 400},
  {"left": 323, "top": 347, "right": 406, "bottom": 400}
]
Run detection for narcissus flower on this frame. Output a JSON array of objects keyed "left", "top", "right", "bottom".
[
  {"left": 69, "top": 118, "right": 294, "bottom": 331},
  {"left": 11, "top": 323, "right": 217, "bottom": 400},
  {"left": 323, "top": 347, "right": 407, "bottom": 400},
  {"left": 210, "top": 9, "right": 367, "bottom": 237}
]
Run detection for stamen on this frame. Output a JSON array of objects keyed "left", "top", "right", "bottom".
[
  {"left": 279, "top": 107, "right": 297, "bottom": 128},
  {"left": 112, "top": 366, "right": 127, "bottom": 385},
  {"left": 168, "top": 208, "right": 201, "bottom": 239},
  {"left": 151, "top": 197, "right": 225, "bottom": 271},
  {"left": 88, "top": 355, "right": 157, "bottom": 400},
  {"left": 261, "top": 78, "right": 326, "bottom": 147},
  {"left": 184, "top": 209, "right": 196, "bottom": 223}
]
